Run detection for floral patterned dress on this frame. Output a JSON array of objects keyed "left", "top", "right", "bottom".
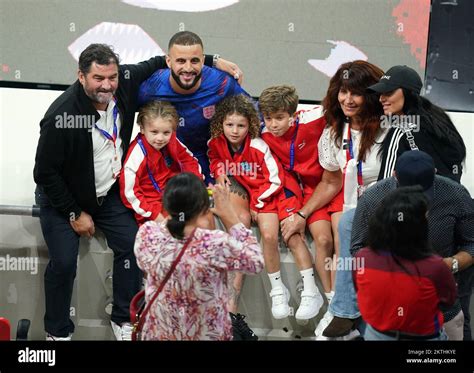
[{"left": 134, "top": 222, "right": 264, "bottom": 340}]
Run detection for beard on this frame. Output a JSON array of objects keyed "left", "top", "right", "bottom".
[
  {"left": 171, "top": 69, "right": 202, "bottom": 91},
  {"left": 88, "top": 90, "right": 114, "bottom": 105},
  {"left": 83, "top": 84, "right": 115, "bottom": 106}
]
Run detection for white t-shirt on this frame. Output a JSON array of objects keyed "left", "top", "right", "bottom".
[
  {"left": 318, "top": 122, "right": 387, "bottom": 209},
  {"left": 92, "top": 100, "right": 123, "bottom": 197}
]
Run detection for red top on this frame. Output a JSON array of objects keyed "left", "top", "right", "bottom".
[
  {"left": 261, "top": 107, "right": 326, "bottom": 191},
  {"left": 208, "top": 134, "right": 293, "bottom": 211},
  {"left": 354, "top": 248, "right": 457, "bottom": 335},
  {"left": 120, "top": 133, "right": 202, "bottom": 225}
]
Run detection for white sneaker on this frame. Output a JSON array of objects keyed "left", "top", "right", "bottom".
[
  {"left": 314, "top": 310, "right": 334, "bottom": 337},
  {"left": 295, "top": 289, "right": 324, "bottom": 320},
  {"left": 111, "top": 321, "right": 133, "bottom": 341},
  {"left": 46, "top": 333, "right": 72, "bottom": 341},
  {"left": 269, "top": 286, "right": 290, "bottom": 319},
  {"left": 315, "top": 329, "right": 360, "bottom": 341}
]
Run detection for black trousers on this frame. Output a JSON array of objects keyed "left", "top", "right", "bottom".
[{"left": 36, "top": 184, "right": 140, "bottom": 337}]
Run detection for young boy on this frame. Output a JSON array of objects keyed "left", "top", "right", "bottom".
[{"left": 259, "top": 85, "right": 343, "bottom": 302}]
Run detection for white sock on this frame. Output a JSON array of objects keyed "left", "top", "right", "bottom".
[
  {"left": 325, "top": 291, "right": 335, "bottom": 303},
  {"left": 300, "top": 268, "right": 318, "bottom": 294},
  {"left": 268, "top": 271, "right": 284, "bottom": 289}
]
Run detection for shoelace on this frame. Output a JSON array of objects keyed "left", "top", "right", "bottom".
[{"left": 233, "top": 314, "right": 255, "bottom": 336}]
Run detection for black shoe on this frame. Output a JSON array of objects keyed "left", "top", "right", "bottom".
[
  {"left": 230, "top": 312, "right": 258, "bottom": 341},
  {"left": 322, "top": 316, "right": 359, "bottom": 338}
]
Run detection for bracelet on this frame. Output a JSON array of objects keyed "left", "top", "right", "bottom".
[
  {"left": 296, "top": 211, "right": 307, "bottom": 220},
  {"left": 212, "top": 54, "right": 220, "bottom": 67}
]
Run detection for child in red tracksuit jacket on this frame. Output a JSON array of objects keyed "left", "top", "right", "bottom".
[
  {"left": 208, "top": 94, "right": 323, "bottom": 321},
  {"left": 259, "top": 86, "right": 343, "bottom": 304},
  {"left": 120, "top": 100, "right": 203, "bottom": 226}
]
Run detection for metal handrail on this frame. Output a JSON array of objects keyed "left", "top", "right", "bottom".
[{"left": 0, "top": 205, "right": 40, "bottom": 217}]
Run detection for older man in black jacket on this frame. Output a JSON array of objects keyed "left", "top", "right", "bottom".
[{"left": 34, "top": 43, "right": 238, "bottom": 340}]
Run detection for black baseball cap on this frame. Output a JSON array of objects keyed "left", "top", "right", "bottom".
[
  {"left": 395, "top": 150, "right": 435, "bottom": 200},
  {"left": 368, "top": 65, "right": 423, "bottom": 94}
]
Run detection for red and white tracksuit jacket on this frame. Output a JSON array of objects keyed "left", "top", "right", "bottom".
[
  {"left": 120, "top": 133, "right": 202, "bottom": 225},
  {"left": 261, "top": 107, "right": 326, "bottom": 193},
  {"left": 208, "top": 134, "right": 300, "bottom": 212},
  {"left": 262, "top": 107, "right": 342, "bottom": 222}
]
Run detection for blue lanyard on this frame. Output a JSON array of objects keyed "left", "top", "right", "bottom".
[
  {"left": 94, "top": 99, "right": 119, "bottom": 148},
  {"left": 137, "top": 135, "right": 162, "bottom": 193},
  {"left": 346, "top": 125, "right": 363, "bottom": 186},
  {"left": 289, "top": 117, "right": 300, "bottom": 171}
]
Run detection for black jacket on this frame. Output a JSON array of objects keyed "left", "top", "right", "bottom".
[
  {"left": 34, "top": 55, "right": 214, "bottom": 218},
  {"left": 377, "top": 123, "right": 464, "bottom": 183}
]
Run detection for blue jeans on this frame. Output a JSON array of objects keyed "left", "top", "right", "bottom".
[
  {"left": 328, "top": 208, "right": 361, "bottom": 319},
  {"left": 458, "top": 265, "right": 473, "bottom": 340},
  {"left": 364, "top": 324, "right": 448, "bottom": 341}
]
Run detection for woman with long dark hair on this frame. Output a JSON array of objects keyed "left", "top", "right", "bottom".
[
  {"left": 369, "top": 65, "right": 466, "bottom": 182},
  {"left": 315, "top": 60, "right": 388, "bottom": 339},
  {"left": 319, "top": 60, "right": 388, "bottom": 212},
  {"left": 354, "top": 186, "right": 457, "bottom": 340}
]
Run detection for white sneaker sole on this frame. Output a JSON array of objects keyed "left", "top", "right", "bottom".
[{"left": 314, "top": 311, "right": 334, "bottom": 337}]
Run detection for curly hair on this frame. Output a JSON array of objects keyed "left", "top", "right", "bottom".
[
  {"left": 322, "top": 60, "right": 384, "bottom": 162},
  {"left": 210, "top": 95, "right": 260, "bottom": 139}
]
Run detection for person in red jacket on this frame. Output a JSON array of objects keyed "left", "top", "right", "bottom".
[
  {"left": 120, "top": 100, "right": 203, "bottom": 226},
  {"left": 208, "top": 94, "right": 324, "bottom": 321},
  {"left": 259, "top": 86, "right": 343, "bottom": 303},
  {"left": 354, "top": 186, "right": 456, "bottom": 340}
]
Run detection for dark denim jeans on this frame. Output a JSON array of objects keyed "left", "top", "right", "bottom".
[{"left": 36, "top": 184, "right": 140, "bottom": 337}]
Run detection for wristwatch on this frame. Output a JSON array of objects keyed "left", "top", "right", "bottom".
[
  {"left": 451, "top": 257, "right": 459, "bottom": 274},
  {"left": 212, "top": 54, "right": 220, "bottom": 67}
]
